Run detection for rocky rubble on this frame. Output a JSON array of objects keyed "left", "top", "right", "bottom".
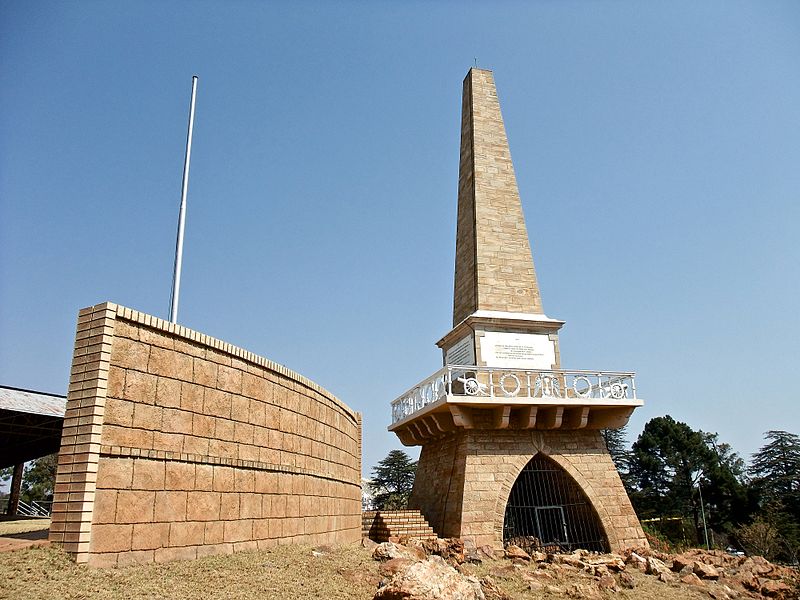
[{"left": 367, "top": 536, "right": 799, "bottom": 600}]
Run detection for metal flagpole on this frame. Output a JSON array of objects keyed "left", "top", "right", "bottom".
[{"left": 170, "top": 75, "right": 198, "bottom": 324}]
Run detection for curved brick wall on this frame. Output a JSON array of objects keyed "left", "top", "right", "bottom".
[{"left": 50, "top": 303, "right": 362, "bottom": 567}]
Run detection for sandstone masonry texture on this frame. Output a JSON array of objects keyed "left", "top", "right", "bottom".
[
  {"left": 410, "top": 429, "right": 647, "bottom": 551},
  {"left": 452, "top": 69, "right": 543, "bottom": 326},
  {"left": 405, "top": 69, "right": 647, "bottom": 553},
  {"left": 50, "top": 302, "right": 362, "bottom": 566}
]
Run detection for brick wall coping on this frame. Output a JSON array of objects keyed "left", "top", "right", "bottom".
[{"left": 96, "top": 302, "right": 358, "bottom": 425}]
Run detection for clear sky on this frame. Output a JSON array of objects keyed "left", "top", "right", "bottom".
[{"left": 1, "top": 1, "right": 799, "bottom": 476}]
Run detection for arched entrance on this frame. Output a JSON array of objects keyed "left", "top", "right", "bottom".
[{"left": 503, "top": 453, "right": 609, "bottom": 553}]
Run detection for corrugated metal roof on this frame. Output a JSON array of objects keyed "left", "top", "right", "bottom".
[{"left": 0, "top": 385, "right": 66, "bottom": 418}]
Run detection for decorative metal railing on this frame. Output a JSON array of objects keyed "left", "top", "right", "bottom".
[{"left": 390, "top": 365, "right": 637, "bottom": 424}]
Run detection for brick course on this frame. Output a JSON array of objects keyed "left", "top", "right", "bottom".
[{"left": 50, "top": 302, "right": 362, "bottom": 566}]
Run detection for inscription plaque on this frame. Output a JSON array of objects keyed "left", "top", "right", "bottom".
[
  {"left": 480, "top": 332, "right": 556, "bottom": 369},
  {"left": 445, "top": 334, "right": 475, "bottom": 366}
]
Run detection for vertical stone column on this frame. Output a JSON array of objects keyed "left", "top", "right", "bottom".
[
  {"left": 452, "top": 68, "right": 544, "bottom": 325},
  {"left": 49, "top": 302, "right": 117, "bottom": 563}
]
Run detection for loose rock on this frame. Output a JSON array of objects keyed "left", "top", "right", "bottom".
[
  {"left": 373, "top": 542, "right": 425, "bottom": 562},
  {"left": 693, "top": 561, "right": 721, "bottom": 580},
  {"left": 503, "top": 544, "right": 530, "bottom": 562},
  {"left": 646, "top": 557, "right": 671, "bottom": 576},
  {"left": 657, "top": 571, "right": 674, "bottom": 583},
  {"left": 374, "top": 555, "right": 485, "bottom": 600},
  {"left": 597, "top": 574, "right": 618, "bottom": 592},
  {"left": 362, "top": 537, "right": 379, "bottom": 551},
  {"left": 618, "top": 571, "right": 635, "bottom": 589},
  {"left": 479, "top": 576, "right": 510, "bottom": 600},
  {"left": 681, "top": 572, "right": 705, "bottom": 586},
  {"left": 380, "top": 558, "right": 415, "bottom": 577}
]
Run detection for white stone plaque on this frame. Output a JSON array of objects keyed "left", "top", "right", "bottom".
[
  {"left": 480, "top": 332, "right": 556, "bottom": 369},
  {"left": 444, "top": 334, "right": 475, "bottom": 366}
]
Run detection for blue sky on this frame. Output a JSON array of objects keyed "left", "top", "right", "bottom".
[{"left": 1, "top": 1, "right": 799, "bottom": 475}]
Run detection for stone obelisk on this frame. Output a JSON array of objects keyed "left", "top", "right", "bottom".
[{"left": 389, "top": 69, "right": 647, "bottom": 552}]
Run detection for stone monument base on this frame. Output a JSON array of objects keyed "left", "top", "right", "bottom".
[{"left": 409, "top": 429, "right": 646, "bottom": 552}]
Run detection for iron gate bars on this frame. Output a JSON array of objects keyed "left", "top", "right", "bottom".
[{"left": 503, "top": 453, "right": 608, "bottom": 553}]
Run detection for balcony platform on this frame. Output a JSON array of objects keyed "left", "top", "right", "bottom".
[{"left": 388, "top": 366, "right": 643, "bottom": 446}]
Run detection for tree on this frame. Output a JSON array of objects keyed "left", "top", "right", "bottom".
[
  {"left": 627, "top": 416, "right": 748, "bottom": 543},
  {"left": 369, "top": 450, "right": 417, "bottom": 510},
  {"left": 747, "top": 431, "right": 800, "bottom": 562},
  {"left": 750, "top": 431, "right": 800, "bottom": 512},
  {"left": 601, "top": 425, "right": 632, "bottom": 489},
  {"left": 736, "top": 519, "right": 781, "bottom": 560},
  {"left": 20, "top": 454, "right": 58, "bottom": 503}
]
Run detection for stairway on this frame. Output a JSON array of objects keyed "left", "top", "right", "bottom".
[{"left": 362, "top": 509, "right": 437, "bottom": 541}]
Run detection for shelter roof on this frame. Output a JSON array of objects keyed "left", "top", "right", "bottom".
[{"left": 0, "top": 385, "right": 66, "bottom": 417}]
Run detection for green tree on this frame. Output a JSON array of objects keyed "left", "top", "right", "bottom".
[
  {"left": 20, "top": 454, "right": 58, "bottom": 503},
  {"left": 601, "top": 425, "right": 632, "bottom": 489},
  {"left": 747, "top": 431, "right": 800, "bottom": 562},
  {"left": 627, "top": 416, "right": 748, "bottom": 543},
  {"left": 750, "top": 431, "right": 800, "bottom": 512},
  {"left": 369, "top": 450, "right": 417, "bottom": 510}
]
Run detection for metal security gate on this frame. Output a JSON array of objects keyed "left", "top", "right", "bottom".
[{"left": 503, "top": 453, "right": 608, "bottom": 553}]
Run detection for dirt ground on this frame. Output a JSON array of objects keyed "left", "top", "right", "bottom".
[{"left": 0, "top": 542, "right": 729, "bottom": 600}]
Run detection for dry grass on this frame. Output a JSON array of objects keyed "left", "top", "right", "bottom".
[
  {"left": 0, "top": 543, "right": 742, "bottom": 600},
  {"left": 0, "top": 544, "right": 382, "bottom": 600},
  {"left": 0, "top": 518, "right": 50, "bottom": 537}
]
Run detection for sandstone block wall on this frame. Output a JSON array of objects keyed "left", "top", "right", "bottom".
[
  {"left": 410, "top": 429, "right": 646, "bottom": 552},
  {"left": 50, "top": 303, "right": 362, "bottom": 566}
]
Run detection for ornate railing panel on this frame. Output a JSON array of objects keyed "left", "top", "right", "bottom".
[{"left": 390, "top": 365, "right": 637, "bottom": 424}]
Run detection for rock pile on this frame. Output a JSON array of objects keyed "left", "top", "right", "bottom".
[
  {"left": 624, "top": 546, "right": 799, "bottom": 599},
  {"left": 366, "top": 537, "right": 799, "bottom": 600}
]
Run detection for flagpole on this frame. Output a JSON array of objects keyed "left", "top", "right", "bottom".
[{"left": 170, "top": 75, "right": 198, "bottom": 324}]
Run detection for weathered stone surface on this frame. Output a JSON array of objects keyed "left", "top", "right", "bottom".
[
  {"left": 645, "top": 556, "right": 670, "bottom": 576},
  {"left": 693, "top": 560, "right": 720, "bottom": 580},
  {"left": 625, "top": 551, "right": 648, "bottom": 571},
  {"left": 618, "top": 571, "right": 635, "bottom": 588},
  {"left": 680, "top": 572, "right": 704, "bottom": 586},
  {"left": 565, "top": 583, "right": 603, "bottom": 600},
  {"left": 597, "top": 574, "right": 618, "bottom": 592},
  {"left": 362, "top": 537, "right": 378, "bottom": 551},
  {"left": 380, "top": 558, "right": 416, "bottom": 577},
  {"left": 503, "top": 544, "right": 530, "bottom": 561},
  {"left": 374, "top": 556, "right": 485, "bottom": 600},
  {"left": 760, "top": 579, "right": 792, "bottom": 598},
  {"left": 420, "top": 538, "right": 466, "bottom": 564},
  {"left": 671, "top": 554, "right": 693, "bottom": 572},
  {"left": 373, "top": 542, "right": 425, "bottom": 562},
  {"left": 588, "top": 555, "right": 625, "bottom": 572},
  {"left": 478, "top": 576, "right": 510, "bottom": 600}
]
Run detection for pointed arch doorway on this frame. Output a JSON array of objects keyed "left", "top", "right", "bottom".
[{"left": 503, "top": 453, "right": 609, "bottom": 553}]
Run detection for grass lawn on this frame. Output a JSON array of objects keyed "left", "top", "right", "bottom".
[{"left": 0, "top": 543, "right": 383, "bottom": 600}]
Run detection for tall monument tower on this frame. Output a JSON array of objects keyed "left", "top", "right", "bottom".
[{"left": 389, "top": 69, "right": 647, "bottom": 552}]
